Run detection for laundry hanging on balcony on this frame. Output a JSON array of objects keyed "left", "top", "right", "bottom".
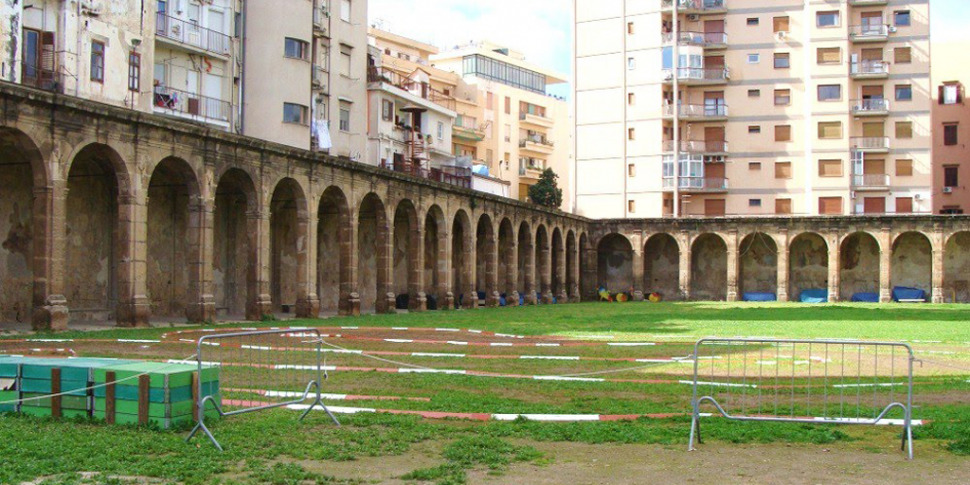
[{"left": 313, "top": 120, "right": 332, "bottom": 150}]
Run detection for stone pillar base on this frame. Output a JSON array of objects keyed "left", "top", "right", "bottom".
[
  {"left": 339, "top": 292, "right": 361, "bottom": 316},
  {"left": 524, "top": 291, "right": 538, "bottom": 306},
  {"left": 828, "top": 287, "right": 839, "bottom": 303},
  {"left": 726, "top": 289, "right": 738, "bottom": 302},
  {"left": 410, "top": 292, "right": 428, "bottom": 312},
  {"left": 541, "top": 292, "right": 554, "bottom": 305},
  {"left": 33, "top": 295, "right": 69, "bottom": 332},
  {"left": 776, "top": 290, "right": 789, "bottom": 303},
  {"left": 443, "top": 292, "right": 455, "bottom": 311},
  {"left": 186, "top": 296, "right": 217, "bottom": 323},
  {"left": 486, "top": 291, "right": 501, "bottom": 308},
  {"left": 558, "top": 291, "right": 569, "bottom": 304},
  {"left": 463, "top": 291, "right": 479, "bottom": 309},
  {"left": 378, "top": 293, "right": 397, "bottom": 314},
  {"left": 117, "top": 296, "right": 151, "bottom": 328},
  {"left": 296, "top": 295, "right": 321, "bottom": 319},
  {"left": 879, "top": 290, "right": 892, "bottom": 304},
  {"left": 247, "top": 294, "right": 273, "bottom": 321},
  {"left": 632, "top": 290, "right": 645, "bottom": 302},
  {"left": 508, "top": 291, "right": 521, "bottom": 307},
  {"left": 932, "top": 289, "right": 944, "bottom": 304}
]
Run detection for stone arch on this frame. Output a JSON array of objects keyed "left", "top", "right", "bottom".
[
  {"left": 146, "top": 157, "right": 202, "bottom": 321},
  {"left": 476, "top": 213, "right": 497, "bottom": 306},
  {"left": 643, "top": 233, "right": 680, "bottom": 300},
  {"left": 944, "top": 231, "right": 970, "bottom": 303},
  {"left": 535, "top": 224, "right": 551, "bottom": 302},
  {"left": 551, "top": 227, "right": 565, "bottom": 301},
  {"left": 214, "top": 168, "right": 258, "bottom": 320},
  {"left": 64, "top": 143, "right": 132, "bottom": 324},
  {"left": 498, "top": 218, "right": 517, "bottom": 304},
  {"left": 517, "top": 221, "right": 534, "bottom": 304},
  {"left": 424, "top": 205, "right": 448, "bottom": 310},
  {"left": 0, "top": 128, "right": 49, "bottom": 328},
  {"left": 597, "top": 233, "right": 634, "bottom": 294},
  {"left": 690, "top": 233, "right": 727, "bottom": 301},
  {"left": 566, "top": 229, "right": 578, "bottom": 301},
  {"left": 269, "top": 178, "right": 310, "bottom": 315},
  {"left": 839, "top": 231, "right": 880, "bottom": 301},
  {"left": 788, "top": 232, "right": 829, "bottom": 302},
  {"left": 393, "top": 199, "right": 421, "bottom": 310},
  {"left": 358, "top": 192, "right": 389, "bottom": 313},
  {"left": 453, "top": 209, "right": 474, "bottom": 308},
  {"left": 738, "top": 232, "right": 778, "bottom": 299},
  {"left": 318, "top": 185, "right": 352, "bottom": 314},
  {"left": 891, "top": 231, "right": 932, "bottom": 299}
]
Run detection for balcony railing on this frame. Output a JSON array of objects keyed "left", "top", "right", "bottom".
[
  {"left": 663, "top": 67, "right": 730, "bottom": 83},
  {"left": 662, "top": 176, "right": 729, "bottom": 191},
  {"left": 519, "top": 135, "right": 554, "bottom": 148},
  {"left": 312, "top": 66, "right": 328, "bottom": 92},
  {"left": 851, "top": 98, "right": 889, "bottom": 114},
  {"left": 662, "top": 31, "right": 728, "bottom": 47},
  {"left": 663, "top": 103, "right": 728, "bottom": 118},
  {"left": 153, "top": 85, "right": 231, "bottom": 123},
  {"left": 156, "top": 12, "right": 231, "bottom": 56},
  {"left": 850, "top": 60, "right": 889, "bottom": 76},
  {"left": 20, "top": 65, "right": 62, "bottom": 93},
  {"left": 662, "top": 0, "right": 726, "bottom": 11},
  {"left": 852, "top": 173, "right": 891, "bottom": 188},
  {"left": 367, "top": 67, "right": 456, "bottom": 111},
  {"left": 851, "top": 136, "right": 890, "bottom": 150},
  {"left": 849, "top": 24, "right": 889, "bottom": 39},
  {"left": 380, "top": 159, "right": 472, "bottom": 189},
  {"left": 663, "top": 140, "right": 729, "bottom": 153}
]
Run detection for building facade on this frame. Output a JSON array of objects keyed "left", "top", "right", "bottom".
[
  {"left": 931, "top": 42, "right": 969, "bottom": 215},
  {"left": 575, "top": 0, "right": 932, "bottom": 218}
]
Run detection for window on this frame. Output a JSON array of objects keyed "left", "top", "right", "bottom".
[
  {"left": 284, "top": 38, "right": 309, "bottom": 60},
  {"left": 894, "top": 10, "right": 911, "bottom": 27},
  {"left": 775, "top": 198, "right": 792, "bottom": 215},
  {"left": 818, "top": 121, "right": 842, "bottom": 139},
  {"left": 896, "top": 159, "right": 913, "bottom": 177},
  {"left": 749, "top": 126, "right": 761, "bottom": 134},
  {"left": 940, "top": 83, "right": 963, "bottom": 105},
  {"left": 627, "top": 57, "right": 636, "bottom": 70},
  {"left": 944, "top": 123, "right": 959, "bottom": 145},
  {"left": 896, "top": 197, "right": 914, "bottom": 214},
  {"left": 817, "top": 11, "right": 839, "bottom": 28},
  {"left": 775, "top": 161, "right": 792, "bottom": 179},
  {"left": 749, "top": 162, "right": 762, "bottom": 171},
  {"left": 381, "top": 99, "right": 393, "bottom": 121},
  {"left": 628, "top": 92, "right": 636, "bottom": 105},
  {"left": 818, "top": 84, "right": 841, "bottom": 101},
  {"left": 435, "top": 122, "right": 444, "bottom": 139},
  {"left": 775, "top": 125, "right": 791, "bottom": 142},
  {"left": 628, "top": 164, "right": 636, "bottom": 177},
  {"left": 896, "top": 122, "right": 913, "bottom": 139},
  {"left": 90, "top": 40, "right": 105, "bottom": 83},
  {"left": 127, "top": 51, "right": 141, "bottom": 92},
  {"left": 895, "top": 85, "right": 913, "bottom": 101},
  {"left": 340, "top": 0, "right": 351, "bottom": 22},
  {"left": 504, "top": 96, "right": 511, "bottom": 114},
  {"left": 340, "top": 45, "right": 352, "bottom": 76},
  {"left": 627, "top": 22, "right": 635, "bottom": 34},
  {"left": 748, "top": 89, "right": 761, "bottom": 97},
  {"left": 746, "top": 18, "right": 759, "bottom": 26},
  {"left": 817, "top": 47, "right": 841, "bottom": 64},
  {"left": 339, "top": 101, "right": 351, "bottom": 132},
  {"left": 773, "top": 16, "right": 790, "bottom": 33},
  {"left": 774, "top": 89, "right": 791, "bottom": 106},
  {"left": 942, "top": 206, "right": 965, "bottom": 215},
  {"left": 283, "top": 103, "right": 308, "bottom": 125},
  {"left": 774, "top": 53, "right": 790, "bottom": 69},
  {"left": 819, "top": 159, "right": 842, "bottom": 177},
  {"left": 747, "top": 53, "right": 760, "bottom": 64},
  {"left": 894, "top": 47, "right": 911, "bottom": 64},
  {"left": 818, "top": 197, "right": 843, "bottom": 215},
  {"left": 628, "top": 128, "right": 635, "bottom": 140},
  {"left": 945, "top": 166, "right": 959, "bottom": 187},
  {"left": 749, "top": 199, "right": 763, "bottom": 208},
  {"left": 628, "top": 200, "right": 636, "bottom": 214}
]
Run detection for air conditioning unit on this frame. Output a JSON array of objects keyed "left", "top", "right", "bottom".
[
  {"left": 888, "top": 26, "right": 897, "bottom": 33},
  {"left": 914, "top": 193, "right": 923, "bottom": 201},
  {"left": 776, "top": 31, "right": 789, "bottom": 41},
  {"left": 687, "top": 14, "right": 700, "bottom": 21},
  {"left": 943, "top": 186, "right": 954, "bottom": 194}
]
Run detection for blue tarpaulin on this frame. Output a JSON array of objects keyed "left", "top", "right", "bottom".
[
  {"left": 799, "top": 289, "right": 828, "bottom": 303},
  {"left": 851, "top": 292, "right": 880, "bottom": 303},
  {"left": 743, "top": 292, "right": 777, "bottom": 302},
  {"left": 892, "top": 287, "right": 926, "bottom": 302}
]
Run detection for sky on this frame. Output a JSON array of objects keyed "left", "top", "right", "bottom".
[{"left": 369, "top": 0, "right": 967, "bottom": 98}]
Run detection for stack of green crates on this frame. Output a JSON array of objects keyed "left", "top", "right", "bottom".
[
  {"left": 19, "top": 358, "right": 135, "bottom": 418},
  {"left": 0, "top": 356, "right": 21, "bottom": 413},
  {"left": 93, "top": 361, "right": 220, "bottom": 428}
]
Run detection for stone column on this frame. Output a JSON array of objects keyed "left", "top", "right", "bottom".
[
  {"left": 340, "top": 214, "right": 360, "bottom": 316},
  {"left": 932, "top": 228, "right": 946, "bottom": 304},
  {"left": 246, "top": 208, "right": 273, "bottom": 321},
  {"left": 32, "top": 183, "right": 69, "bottom": 331},
  {"left": 376, "top": 213, "right": 396, "bottom": 314},
  {"left": 295, "top": 208, "right": 320, "bottom": 318},
  {"left": 506, "top": 235, "right": 520, "bottom": 306},
  {"left": 631, "top": 234, "right": 645, "bottom": 301},
  {"left": 679, "top": 233, "right": 691, "bottom": 301},
  {"left": 556, "top": 240, "right": 568, "bottom": 303},
  {"left": 540, "top": 238, "right": 553, "bottom": 304},
  {"left": 410, "top": 216, "right": 427, "bottom": 312},
  {"left": 827, "top": 233, "right": 841, "bottom": 303},
  {"left": 486, "top": 226, "right": 501, "bottom": 308},
  {"left": 463, "top": 229, "right": 478, "bottom": 310},
  {"left": 725, "top": 231, "right": 739, "bottom": 302},
  {"left": 440, "top": 226, "right": 454, "bottom": 310},
  {"left": 523, "top": 235, "right": 537, "bottom": 305},
  {"left": 568, "top": 239, "right": 580, "bottom": 303},
  {"left": 116, "top": 193, "right": 151, "bottom": 327},
  {"left": 776, "top": 231, "right": 789, "bottom": 303},
  {"left": 186, "top": 195, "right": 216, "bottom": 323},
  {"left": 878, "top": 229, "right": 892, "bottom": 303}
]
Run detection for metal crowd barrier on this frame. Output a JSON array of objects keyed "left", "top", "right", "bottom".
[
  {"left": 186, "top": 329, "right": 340, "bottom": 451},
  {"left": 687, "top": 338, "right": 914, "bottom": 459}
]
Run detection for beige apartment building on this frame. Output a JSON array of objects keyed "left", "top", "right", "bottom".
[{"left": 574, "top": 0, "right": 932, "bottom": 218}]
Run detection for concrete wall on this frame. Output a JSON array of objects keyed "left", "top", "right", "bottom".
[
  {"left": 788, "top": 233, "right": 828, "bottom": 301},
  {"left": 691, "top": 234, "right": 727, "bottom": 301},
  {"left": 944, "top": 232, "right": 970, "bottom": 302},
  {"left": 597, "top": 233, "right": 633, "bottom": 292},
  {"left": 0, "top": 159, "right": 32, "bottom": 322},
  {"left": 839, "top": 232, "right": 880, "bottom": 300},
  {"left": 738, "top": 233, "right": 777, "bottom": 296},
  {"left": 643, "top": 233, "right": 679, "bottom": 299}
]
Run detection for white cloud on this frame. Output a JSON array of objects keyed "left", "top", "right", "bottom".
[{"left": 367, "top": 0, "right": 572, "bottom": 79}]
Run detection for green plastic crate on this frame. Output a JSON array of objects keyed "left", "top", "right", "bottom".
[
  {"left": 93, "top": 397, "right": 196, "bottom": 418},
  {"left": 0, "top": 356, "right": 22, "bottom": 378},
  {"left": 19, "top": 392, "right": 88, "bottom": 410},
  {"left": 20, "top": 406, "right": 89, "bottom": 419},
  {"left": 20, "top": 378, "right": 89, "bottom": 396},
  {"left": 93, "top": 381, "right": 219, "bottom": 403},
  {"left": 93, "top": 362, "right": 219, "bottom": 389},
  {"left": 94, "top": 411, "right": 196, "bottom": 428},
  {"left": 0, "top": 390, "right": 18, "bottom": 413}
]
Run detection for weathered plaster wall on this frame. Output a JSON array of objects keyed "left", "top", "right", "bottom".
[
  {"left": 597, "top": 234, "right": 633, "bottom": 292},
  {"left": 393, "top": 210, "right": 410, "bottom": 296},
  {"left": 452, "top": 223, "right": 466, "bottom": 304},
  {"left": 318, "top": 206, "right": 341, "bottom": 313},
  {"left": 739, "top": 233, "right": 777, "bottom": 295},
  {"left": 146, "top": 167, "right": 189, "bottom": 318},
  {"left": 944, "top": 232, "right": 970, "bottom": 303},
  {"left": 691, "top": 235, "right": 727, "bottom": 301},
  {"left": 424, "top": 217, "right": 439, "bottom": 300},
  {"left": 643, "top": 234, "right": 679, "bottom": 299},
  {"left": 788, "top": 233, "right": 828, "bottom": 300},
  {"left": 891, "top": 233, "right": 932, "bottom": 292},
  {"left": 497, "top": 225, "right": 512, "bottom": 294},
  {"left": 65, "top": 158, "right": 116, "bottom": 317},
  {"left": 270, "top": 189, "right": 300, "bottom": 310},
  {"left": 358, "top": 207, "right": 379, "bottom": 313},
  {"left": 840, "top": 233, "right": 880, "bottom": 300},
  {"left": 213, "top": 178, "right": 249, "bottom": 316},
  {"left": 517, "top": 227, "right": 529, "bottom": 293},
  {"left": 0, "top": 160, "right": 32, "bottom": 322}
]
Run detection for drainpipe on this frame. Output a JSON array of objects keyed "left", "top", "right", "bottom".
[{"left": 672, "top": 1, "right": 680, "bottom": 218}]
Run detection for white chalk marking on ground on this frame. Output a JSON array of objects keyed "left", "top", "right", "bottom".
[
  {"left": 756, "top": 361, "right": 778, "bottom": 365},
  {"left": 200, "top": 329, "right": 217, "bottom": 332},
  {"left": 695, "top": 356, "right": 722, "bottom": 360},
  {"left": 812, "top": 417, "right": 922, "bottom": 426},
  {"left": 412, "top": 352, "right": 466, "bottom": 358},
  {"left": 200, "top": 342, "right": 221, "bottom": 347},
  {"left": 398, "top": 368, "right": 467, "bottom": 375},
  {"left": 241, "top": 345, "right": 272, "bottom": 351},
  {"left": 492, "top": 414, "right": 601, "bottom": 422},
  {"left": 385, "top": 339, "right": 413, "bottom": 343},
  {"left": 288, "top": 326, "right": 309, "bottom": 330},
  {"left": 436, "top": 328, "right": 461, "bottom": 332},
  {"left": 536, "top": 343, "right": 561, "bottom": 347},
  {"left": 285, "top": 333, "right": 319, "bottom": 338},
  {"left": 27, "top": 339, "right": 73, "bottom": 342},
  {"left": 117, "top": 339, "right": 161, "bottom": 343},
  {"left": 322, "top": 349, "right": 363, "bottom": 355},
  {"left": 635, "top": 359, "right": 681, "bottom": 363},
  {"left": 520, "top": 355, "right": 581, "bottom": 361},
  {"left": 607, "top": 342, "right": 657, "bottom": 347},
  {"left": 910, "top": 340, "right": 942, "bottom": 344},
  {"left": 468, "top": 329, "right": 483, "bottom": 334},
  {"left": 167, "top": 359, "right": 220, "bottom": 366},
  {"left": 681, "top": 380, "right": 757, "bottom": 389},
  {"left": 922, "top": 351, "right": 956, "bottom": 355},
  {"left": 391, "top": 327, "right": 409, "bottom": 331},
  {"left": 289, "top": 404, "right": 377, "bottom": 414},
  {"left": 490, "top": 343, "right": 514, "bottom": 347},
  {"left": 241, "top": 327, "right": 258, "bottom": 331},
  {"left": 274, "top": 364, "right": 334, "bottom": 371},
  {"left": 532, "top": 376, "right": 605, "bottom": 383},
  {"left": 340, "top": 326, "right": 359, "bottom": 330},
  {"left": 581, "top": 335, "right": 616, "bottom": 340},
  {"left": 447, "top": 341, "right": 469, "bottom": 346},
  {"left": 495, "top": 333, "right": 525, "bottom": 339},
  {"left": 832, "top": 383, "right": 906, "bottom": 388}
]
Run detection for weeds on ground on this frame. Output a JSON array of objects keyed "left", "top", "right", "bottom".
[{"left": 401, "top": 436, "right": 543, "bottom": 485}]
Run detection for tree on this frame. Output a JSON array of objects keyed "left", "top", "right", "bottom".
[{"left": 528, "top": 168, "right": 563, "bottom": 209}]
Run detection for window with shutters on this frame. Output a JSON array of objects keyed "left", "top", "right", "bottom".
[
  {"left": 944, "top": 123, "right": 959, "bottom": 145},
  {"left": 819, "top": 159, "right": 842, "bottom": 177},
  {"left": 90, "top": 40, "right": 105, "bottom": 83},
  {"left": 628, "top": 128, "right": 635, "bottom": 140},
  {"left": 128, "top": 51, "right": 141, "bottom": 92},
  {"left": 504, "top": 96, "right": 511, "bottom": 114},
  {"left": 896, "top": 159, "right": 913, "bottom": 177},
  {"left": 818, "top": 121, "right": 842, "bottom": 139},
  {"left": 894, "top": 47, "right": 911, "bottom": 64},
  {"left": 774, "top": 53, "right": 790, "bottom": 69},
  {"left": 339, "top": 101, "right": 351, "bottom": 131},
  {"left": 628, "top": 92, "right": 636, "bottom": 105},
  {"left": 775, "top": 199, "right": 792, "bottom": 214},
  {"left": 817, "top": 47, "right": 841, "bottom": 64},
  {"left": 381, "top": 99, "right": 393, "bottom": 121},
  {"left": 895, "top": 122, "right": 913, "bottom": 139},
  {"left": 283, "top": 103, "right": 308, "bottom": 125},
  {"left": 944, "top": 166, "right": 959, "bottom": 187},
  {"left": 773, "top": 16, "right": 790, "bottom": 32},
  {"left": 627, "top": 22, "right": 635, "bottom": 34},
  {"left": 749, "top": 162, "right": 762, "bottom": 171},
  {"left": 775, "top": 161, "right": 792, "bottom": 179},
  {"left": 284, "top": 38, "right": 309, "bottom": 60},
  {"left": 818, "top": 197, "right": 843, "bottom": 215},
  {"left": 940, "top": 83, "right": 963, "bottom": 105},
  {"left": 896, "top": 197, "right": 914, "bottom": 214},
  {"left": 340, "top": 0, "right": 351, "bottom": 22},
  {"left": 774, "top": 89, "right": 791, "bottom": 105},
  {"left": 775, "top": 125, "right": 792, "bottom": 142}
]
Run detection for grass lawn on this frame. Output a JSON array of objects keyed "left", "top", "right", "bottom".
[{"left": 1, "top": 302, "right": 968, "bottom": 484}]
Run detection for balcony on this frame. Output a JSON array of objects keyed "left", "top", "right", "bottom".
[
  {"left": 850, "top": 60, "right": 889, "bottom": 79},
  {"left": 662, "top": 103, "right": 728, "bottom": 121},
  {"left": 662, "top": 0, "right": 727, "bottom": 15},
  {"left": 155, "top": 13, "right": 231, "bottom": 57},
  {"left": 312, "top": 66, "right": 328, "bottom": 94},
  {"left": 662, "top": 31, "right": 728, "bottom": 49},
  {"left": 662, "top": 176, "right": 729, "bottom": 193},
  {"left": 519, "top": 111, "right": 554, "bottom": 128},
  {"left": 852, "top": 173, "right": 891, "bottom": 191},
  {"left": 313, "top": 8, "right": 329, "bottom": 37},
  {"left": 519, "top": 136, "right": 555, "bottom": 155},
  {"left": 662, "top": 67, "right": 730, "bottom": 85},
  {"left": 367, "top": 67, "right": 457, "bottom": 111},
  {"left": 380, "top": 159, "right": 472, "bottom": 190},
  {"left": 849, "top": 24, "right": 890, "bottom": 43},
  {"left": 851, "top": 98, "right": 889, "bottom": 116},
  {"left": 153, "top": 85, "right": 231, "bottom": 127},
  {"left": 849, "top": 0, "right": 888, "bottom": 6},
  {"left": 851, "top": 136, "right": 890, "bottom": 153},
  {"left": 663, "top": 140, "right": 728, "bottom": 154}
]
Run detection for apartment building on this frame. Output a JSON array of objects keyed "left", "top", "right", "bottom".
[
  {"left": 932, "top": 42, "right": 969, "bottom": 215},
  {"left": 574, "top": 0, "right": 932, "bottom": 218},
  {"left": 433, "top": 42, "right": 573, "bottom": 211}
]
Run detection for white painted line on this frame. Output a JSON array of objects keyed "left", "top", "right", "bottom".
[
  {"left": 495, "top": 333, "right": 525, "bottom": 339},
  {"left": 274, "top": 365, "right": 329, "bottom": 371},
  {"left": 832, "top": 383, "right": 906, "bottom": 389},
  {"left": 812, "top": 417, "right": 922, "bottom": 426},
  {"left": 536, "top": 343, "right": 561, "bottom": 347},
  {"left": 288, "top": 326, "right": 309, "bottom": 330},
  {"left": 321, "top": 349, "right": 364, "bottom": 355},
  {"left": 241, "top": 345, "right": 272, "bottom": 351},
  {"left": 117, "top": 339, "right": 161, "bottom": 343},
  {"left": 681, "top": 380, "right": 757, "bottom": 389},
  {"left": 411, "top": 352, "right": 466, "bottom": 358},
  {"left": 436, "top": 328, "right": 461, "bottom": 332},
  {"left": 179, "top": 339, "right": 195, "bottom": 343},
  {"left": 520, "top": 355, "right": 581, "bottom": 361},
  {"left": 607, "top": 342, "right": 657, "bottom": 347},
  {"left": 285, "top": 333, "right": 319, "bottom": 338},
  {"left": 492, "top": 414, "right": 601, "bottom": 422},
  {"left": 167, "top": 359, "right": 220, "bottom": 366},
  {"left": 696, "top": 356, "right": 722, "bottom": 360},
  {"left": 581, "top": 335, "right": 616, "bottom": 340},
  {"left": 385, "top": 339, "right": 413, "bottom": 343},
  {"left": 341, "top": 326, "right": 359, "bottom": 330},
  {"left": 391, "top": 327, "right": 409, "bottom": 330},
  {"left": 201, "top": 342, "right": 221, "bottom": 347},
  {"left": 490, "top": 343, "right": 514, "bottom": 347},
  {"left": 28, "top": 339, "right": 73, "bottom": 342},
  {"left": 923, "top": 351, "right": 956, "bottom": 355},
  {"left": 241, "top": 327, "right": 258, "bottom": 331},
  {"left": 288, "top": 404, "right": 377, "bottom": 414},
  {"left": 468, "top": 329, "right": 483, "bottom": 334},
  {"left": 446, "top": 341, "right": 469, "bottom": 346},
  {"left": 398, "top": 368, "right": 467, "bottom": 375},
  {"left": 532, "top": 375, "right": 605, "bottom": 383},
  {"left": 635, "top": 359, "right": 680, "bottom": 363}
]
